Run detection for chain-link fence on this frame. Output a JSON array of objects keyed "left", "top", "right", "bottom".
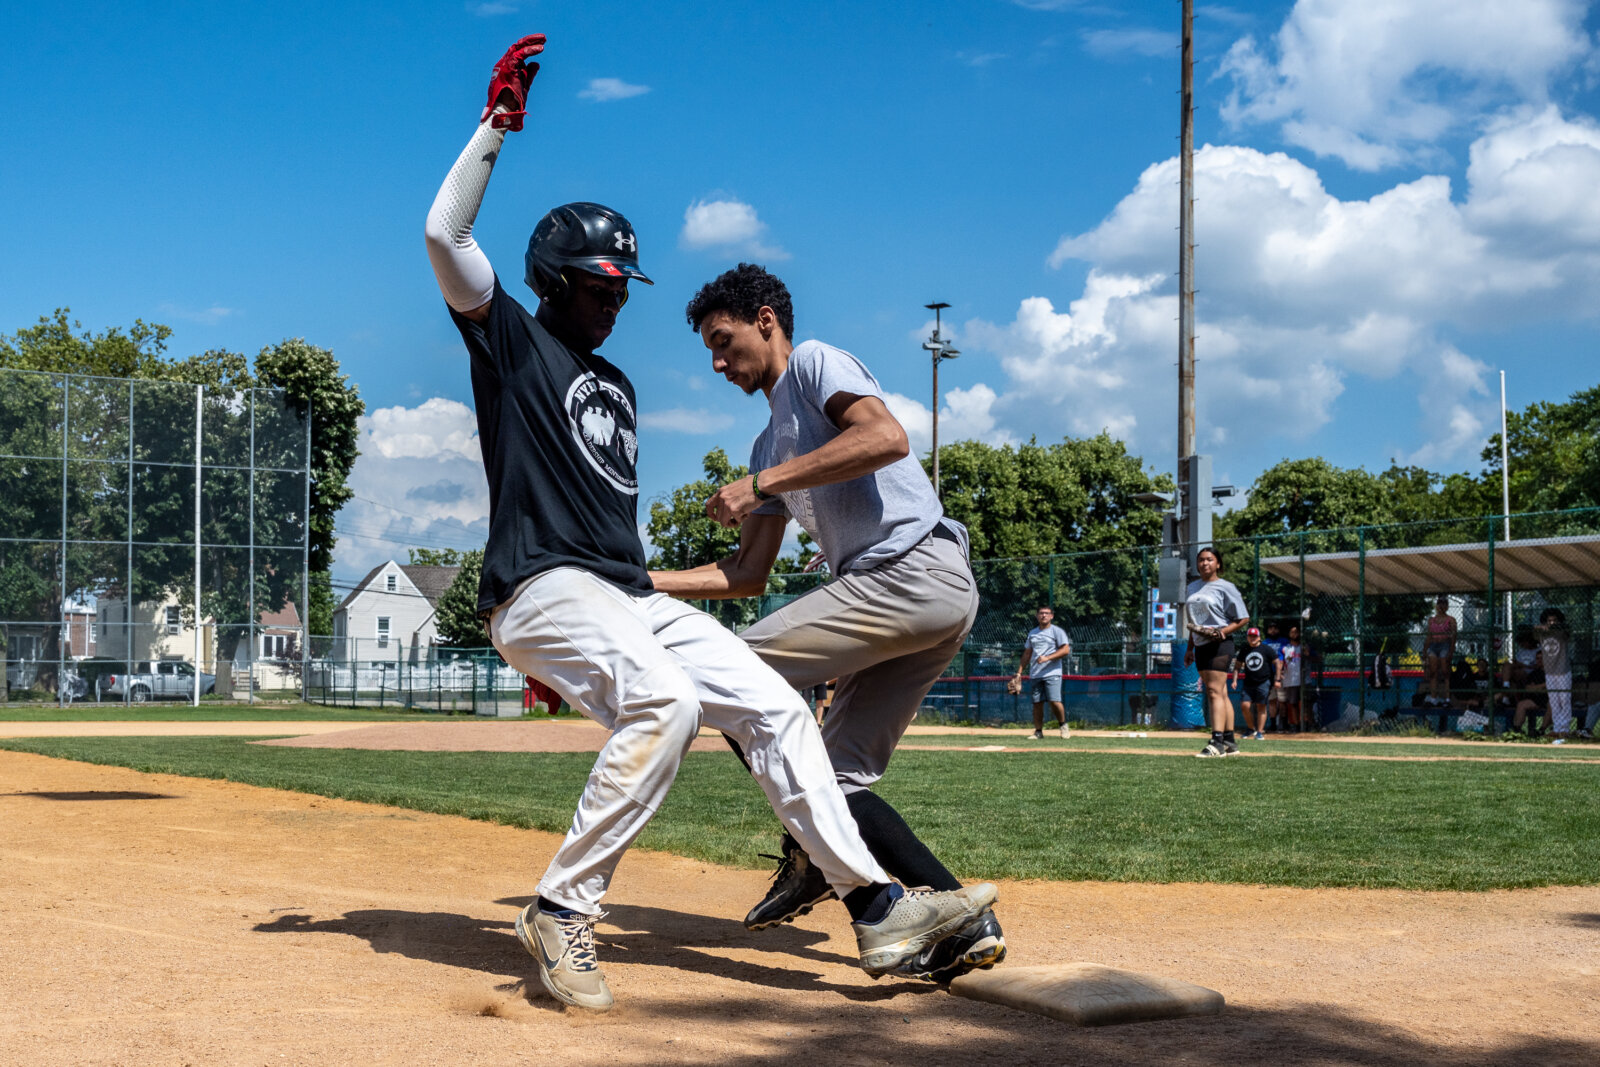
[
  {"left": 920, "top": 510, "right": 1599, "bottom": 731},
  {"left": 762, "top": 511, "right": 1599, "bottom": 732},
  {"left": 0, "top": 368, "right": 311, "bottom": 704},
  {"left": 298, "top": 637, "right": 527, "bottom": 715},
  {"left": 295, "top": 508, "right": 1599, "bottom": 731}
]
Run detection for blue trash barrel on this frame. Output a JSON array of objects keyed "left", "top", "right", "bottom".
[{"left": 1170, "top": 641, "right": 1205, "bottom": 729}]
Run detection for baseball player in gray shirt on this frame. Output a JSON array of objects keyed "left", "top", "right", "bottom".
[{"left": 651, "top": 264, "right": 1004, "bottom": 983}]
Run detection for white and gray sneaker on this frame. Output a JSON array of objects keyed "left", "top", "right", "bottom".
[
  {"left": 515, "top": 903, "right": 613, "bottom": 1011},
  {"left": 853, "top": 883, "right": 999, "bottom": 977}
]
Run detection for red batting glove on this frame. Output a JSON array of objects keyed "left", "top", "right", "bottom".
[{"left": 481, "top": 33, "right": 546, "bottom": 131}]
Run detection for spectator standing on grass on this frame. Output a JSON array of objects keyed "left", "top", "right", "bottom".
[
  {"left": 1230, "top": 627, "right": 1280, "bottom": 741},
  {"left": 1538, "top": 609, "right": 1573, "bottom": 744},
  {"left": 1261, "top": 620, "right": 1288, "bottom": 731},
  {"left": 1423, "top": 596, "right": 1457, "bottom": 706},
  {"left": 1184, "top": 547, "right": 1250, "bottom": 758},
  {"left": 1281, "top": 625, "right": 1305, "bottom": 731},
  {"left": 1016, "top": 606, "right": 1072, "bottom": 740}
]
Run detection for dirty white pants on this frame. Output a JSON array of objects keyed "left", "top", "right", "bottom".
[{"left": 489, "top": 567, "right": 890, "bottom": 914}]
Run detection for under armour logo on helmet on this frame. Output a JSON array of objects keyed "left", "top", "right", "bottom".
[{"left": 614, "top": 232, "right": 636, "bottom": 253}]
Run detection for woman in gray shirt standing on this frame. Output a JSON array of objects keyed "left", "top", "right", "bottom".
[{"left": 1184, "top": 546, "right": 1251, "bottom": 757}]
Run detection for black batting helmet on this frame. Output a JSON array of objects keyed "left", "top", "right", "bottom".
[{"left": 524, "top": 202, "right": 653, "bottom": 300}]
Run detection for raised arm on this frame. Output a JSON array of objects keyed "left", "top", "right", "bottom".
[{"left": 424, "top": 34, "right": 545, "bottom": 324}]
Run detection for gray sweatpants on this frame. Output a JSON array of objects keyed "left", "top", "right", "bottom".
[{"left": 740, "top": 531, "right": 979, "bottom": 792}]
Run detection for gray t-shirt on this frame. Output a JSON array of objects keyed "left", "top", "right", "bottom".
[
  {"left": 1185, "top": 577, "right": 1248, "bottom": 633},
  {"left": 750, "top": 339, "right": 950, "bottom": 574},
  {"left": 1540, "top": 632, "right": 1571, "bottom": 678},
  {"left": 1026, "top": 625, "right": 1071, "bottom": 679}
]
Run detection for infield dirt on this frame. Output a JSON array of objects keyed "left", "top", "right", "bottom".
[{"left": 1, "top": 740, "right": 1596, "bottom": 1066}]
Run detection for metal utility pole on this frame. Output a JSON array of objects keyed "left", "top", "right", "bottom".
[
  {"left": 1178, "top": 0, "right": 1196, "bottom": 463},
  {"left": 922, "top": 302, "right": 958, "bottom": 500},
  {"left": 1499, "top": 370, "right": 1511, "bottom": 541}
]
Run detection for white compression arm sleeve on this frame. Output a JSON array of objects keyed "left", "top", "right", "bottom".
[{"left": 424, "top": 118, "right": 508, "bottom": 313}]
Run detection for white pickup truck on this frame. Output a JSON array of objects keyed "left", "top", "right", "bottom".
[{"left": 98, "top": 660, "right": 216, "bottom": 702}]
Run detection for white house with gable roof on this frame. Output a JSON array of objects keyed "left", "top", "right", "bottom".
[{"left": 331, "top": 560, "right": 461, "bottom": 662}]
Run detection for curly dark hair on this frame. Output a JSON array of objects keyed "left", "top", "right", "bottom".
[{"left": 685, "top": 263, "right": 795, "bottom": 340}]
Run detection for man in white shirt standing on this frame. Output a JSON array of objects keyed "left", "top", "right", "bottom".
[{"left": 1015, "top": 606, "right": 1072, "bottom": 740}]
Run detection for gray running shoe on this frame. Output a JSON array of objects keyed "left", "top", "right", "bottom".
[
  {"left": 892, "top": 906, "right": 1007, "bottom": 983},
  {"left": 515, "top": 903, "right": 613, "bottom": 1011},
  {"left": 744, "top": 842, "right": 837, "bottom": 930},
  {"left": 853, "top": 882, "right": 998, "bottom": 977}
]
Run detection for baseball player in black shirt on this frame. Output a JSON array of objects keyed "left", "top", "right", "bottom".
[{"left": 423, "top": 34, "right": 994, "bottom": 1012}]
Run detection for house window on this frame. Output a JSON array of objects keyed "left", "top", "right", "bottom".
[
  {"left": 262, "top": 634, "right": 287, "bottom": 658},
  {"left": 386, "top": 573, "right": 397, "bottom": 592},
  {"left": 376, "top": 616, "right": 391, "bottom": 649},
  {"left": 89, "top": 624, "right": 96, "bottom": 642},
  {"left": 165, "top": 606, "right": 182, "bottom": 635}
]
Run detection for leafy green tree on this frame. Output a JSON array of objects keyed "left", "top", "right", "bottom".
[
  {"left": 434, "top": 550, "right": 490, "bottom": 648},
  {"left": 646, "top": 449, "right": 757, "bottom": 630},
  {"left": 646, "top": 448, "right": 748, "bottom": 572},
  {"left": 929, "top": 434, "right": 1173, "bottom": 654},
  {"left": 408, "top": 548, "right": 465, "bottom": 567},
  {"left": 1482, "top": 384, "right": 1600, "bottom": 528},
  {"left": 0, "top": 309, "right": 173, "bottom": 378},
  {"left": 0, "top": 313, "right": 363, "bottom": 698}
]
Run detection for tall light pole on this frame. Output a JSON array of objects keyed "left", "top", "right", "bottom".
[
  {"left": 1178, "top": 0, "right": 1195, "bottom": 465},
  {"left": 923, "top": 302, "right": 958, "bottom": 499}
]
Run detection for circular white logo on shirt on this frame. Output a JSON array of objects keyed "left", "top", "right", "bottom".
[
  {"left": 1245, "top": 650, "right": 1267, "bottom": 672},
  {"left": 564, "top": 372, "right": 638, "bottom": 495}
]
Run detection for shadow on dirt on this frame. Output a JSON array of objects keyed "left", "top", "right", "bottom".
[
  {"left": 1566, "top": 912, "right": 1600, "bottom": 929},
  {"left": 250, "top": 902, "right": 1600, "bottom": 1063},
  {"left": 616, "top": 992, "right": 1599, "bottom": 1067},
  {"left": 254, "top": 899, "right": 928, "bottom": 1005},
  {"left": 3, "top": 790, "right": 178, "bottom": 801}
]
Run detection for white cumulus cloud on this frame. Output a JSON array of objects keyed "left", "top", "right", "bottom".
[
  {"left": 947, "top": 102, "right": 1600, "bottom": 471},
  {"left": 884, "top": 383, "right": 1015, "bottom": 459},
  {"left": 1219, "top": 0, "right": 1593, "bottom": 170},
  {"left": 578, "top": 77, "right": 651, "bottom": 102},
  {"left": 335, "top": 398, "right": 489, "bottom": 581},
  {"left": 680, "top": 199, "right": 789, "bottom": 260}
]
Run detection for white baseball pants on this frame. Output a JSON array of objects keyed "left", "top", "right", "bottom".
[{"left": 489, "top": 566, "right": 890, "bottom": 914}]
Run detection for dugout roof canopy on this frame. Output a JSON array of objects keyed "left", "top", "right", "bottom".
[{"left": 1258, "top": 534, "right": 1600, "bottom": 597}]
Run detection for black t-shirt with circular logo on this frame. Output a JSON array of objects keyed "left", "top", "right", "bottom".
[
  {"left": 450, "top": 278, "right": 651, "bottom": 613},
  {"left": 1235, "top": 644, "right": 1278, "bottom": 686}
]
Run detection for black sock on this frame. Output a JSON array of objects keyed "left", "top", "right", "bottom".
[
  {"left": 537, "top": 895, "right": 572, "bottom": 915},
  {"left": 843, "top": 882, "right": 902, "bottom": 924},
  {"left": 1211, "top": 731, "right": 1224, "bottom": 744},
  {"left": 845, "top": 790, "right": 962, "bottom": 892}
]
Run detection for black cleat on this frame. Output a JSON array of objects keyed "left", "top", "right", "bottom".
[
  {"left": 744, "top": 841, "right": 837, "bottom": 930},
  {"left": 891, "top": 906, "right": 1007, "bottom": 983}
]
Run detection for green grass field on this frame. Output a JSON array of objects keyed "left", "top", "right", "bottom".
[{"left": 4, "top": 735, "right": 1596, "bottom": 891}]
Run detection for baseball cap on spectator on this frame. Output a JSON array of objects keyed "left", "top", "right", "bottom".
[{"left": 1246, "top": 627, "right": 1261, "bottom": 637}]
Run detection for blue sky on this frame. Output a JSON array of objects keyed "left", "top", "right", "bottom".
[{"left": 4, "top": 1, "right": 1599, "bottom": 583}]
